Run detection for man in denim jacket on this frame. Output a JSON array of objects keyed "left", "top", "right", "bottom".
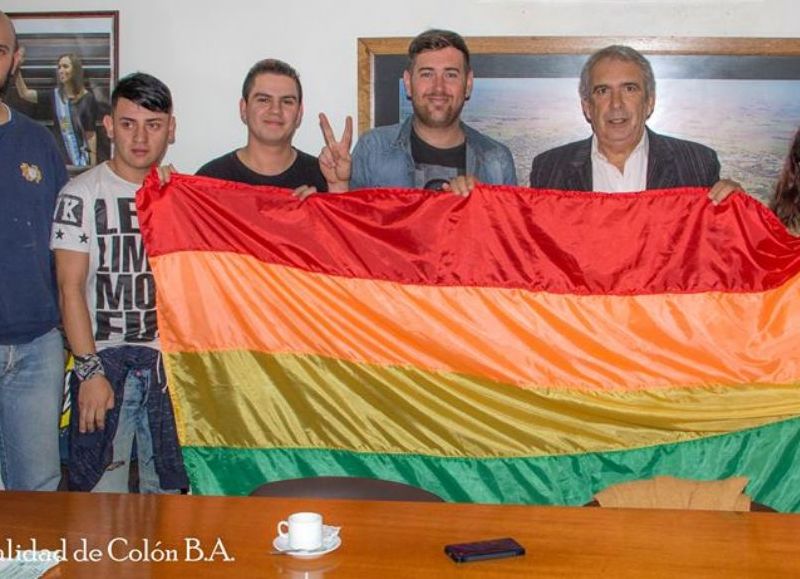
[{"left": 350, "top": 29, "right": 516, "bottom": 193}]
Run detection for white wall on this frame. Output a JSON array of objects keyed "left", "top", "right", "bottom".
[{"left": 5, "top": 0, "right": 797, "bottom": 172}]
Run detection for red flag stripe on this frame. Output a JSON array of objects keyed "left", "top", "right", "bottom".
[{"left": 138, "top": 174, "right": 800, "bottom": 296}]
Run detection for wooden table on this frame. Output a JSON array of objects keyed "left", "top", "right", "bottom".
[{"left": 0, "top": 491, "right": 797, "bottom": 578}]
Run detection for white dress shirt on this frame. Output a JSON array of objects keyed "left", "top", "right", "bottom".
[{"left": 591, "top": 132, "right": 649, "bottom": 193}]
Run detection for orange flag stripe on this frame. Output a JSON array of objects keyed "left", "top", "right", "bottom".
[{"left": 152, "top": 251, "right": 800, "bottom": 392}]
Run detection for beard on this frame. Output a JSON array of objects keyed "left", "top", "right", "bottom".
[
  {"left": 0, "top": 60, "right": 16, "bottom": 100},
  {"left": 410, "top": 93, "right": 466, "bottom": 130},
  {"left": 0, "top": 70, "right": 10, "bottom": 100}
]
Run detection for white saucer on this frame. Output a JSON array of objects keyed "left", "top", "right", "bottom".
[{"left": 273, "top": 525, "right": 342, "bottom": 558}]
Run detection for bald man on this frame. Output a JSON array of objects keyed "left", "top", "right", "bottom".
[{"left": 0, "top": 11, "right": 68, "bottom": 491}]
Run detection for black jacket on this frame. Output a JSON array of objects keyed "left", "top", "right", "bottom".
[{"left": 529, "top": 128, "right": 720, "bottom": 191}]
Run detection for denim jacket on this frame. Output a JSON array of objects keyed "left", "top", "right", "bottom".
[
  {"left": 68, "top": 346, "right": 189, "bottom": 492},
  {"left": 350, "top": 116, "right": 517, "bottom": 189}
]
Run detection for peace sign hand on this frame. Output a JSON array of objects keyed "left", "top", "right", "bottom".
[{"left": 318, "top": 113, "right": 353, "bottom": 193}]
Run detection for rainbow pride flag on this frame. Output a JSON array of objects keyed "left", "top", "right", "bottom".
[{"left": 138, "top": 174, "right": 800, "bottom": 511}]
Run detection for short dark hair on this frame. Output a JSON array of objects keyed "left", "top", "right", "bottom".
[
  {"left": 407, "top": 29, "right": 470, "bottom": 71},
  {"left": 579, "top": 45, "right": 656, "bottom": 101},
  {"left": 111, "top": 72, "right": 172, "bottom": 114},
  {"left": 242, "top": 59, "right": 302, "bottom": 103}
]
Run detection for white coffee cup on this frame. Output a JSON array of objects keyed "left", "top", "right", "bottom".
[{"left": 277, "top": 512, "right": 323, "bottom": 550}]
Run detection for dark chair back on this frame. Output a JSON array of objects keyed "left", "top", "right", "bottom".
[{"left": 250, "top": 476, "right": 444, "bottom": 502}]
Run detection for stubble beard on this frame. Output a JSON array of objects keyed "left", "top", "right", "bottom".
[
  {"left": 412, "top": 95, "right": 465, "bottom": 131},
  {"left": 0, "top": 62, "right": 14, "bottom": 100}
]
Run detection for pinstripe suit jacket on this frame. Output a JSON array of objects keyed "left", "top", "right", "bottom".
[{"left": 529, "top": 128, "right": 720, "bottom": 191}]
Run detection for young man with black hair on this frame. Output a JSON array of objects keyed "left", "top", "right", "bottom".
[
  {"left": 51, "top": 72, "right": 188, "bottom": 493},
  {"left": 350, "top": 29, "right": 516, "bottom": 193},
  {"left": 197, "top": 58, "right": 351, "bottom": 197}
]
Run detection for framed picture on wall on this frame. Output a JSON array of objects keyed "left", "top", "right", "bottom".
[
  {"left": 358, "top": 36, "right": 800, "bottom": 199},
  {"left": 8, "top": 11, "right": 119, "bottom": 174}
]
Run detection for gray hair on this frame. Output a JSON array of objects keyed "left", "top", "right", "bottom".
[{"left": 579, "top": 45, "right": 656, "bottom": 101}]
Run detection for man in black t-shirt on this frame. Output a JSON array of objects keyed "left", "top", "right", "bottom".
[{"left": 197, "top": 59, "right": 351, "bottom": 197}]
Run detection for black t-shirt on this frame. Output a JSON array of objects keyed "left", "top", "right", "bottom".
[
  {"left": 196, "top": 149, "right": 328, "bottom": 191},
  {"left": 410, "top": 128, "right": 466, "bottom": 190}
]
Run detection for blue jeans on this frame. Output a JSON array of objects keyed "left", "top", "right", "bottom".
[
  {"left": 0, "top": 328, "right": 63, "bottom": 490},
  {"left": 92, "top": 367, "right": 163, "bottom": 493}
]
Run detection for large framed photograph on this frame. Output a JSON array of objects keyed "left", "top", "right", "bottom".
[
  {"left": 358, "top": 36, "right": 800, "bottom": 199},
  {"left": 8, "top": 11, "right": 119, "bottom": 174}
]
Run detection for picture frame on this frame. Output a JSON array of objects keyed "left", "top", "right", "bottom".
[
  {"left": 358, "top": 36, "right": 800, "bottom": 198},
  {"left": 8, "top": 11, "right": 119, "bottom": 174}
]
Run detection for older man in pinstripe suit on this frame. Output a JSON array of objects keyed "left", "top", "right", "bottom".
[{"left": 530, "top": 45, "right": 728, "bottom": 194}]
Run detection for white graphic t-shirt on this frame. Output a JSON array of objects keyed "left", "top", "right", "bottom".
[{"left": 50, "top": 162, "right": 159, "bottom": 351}]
